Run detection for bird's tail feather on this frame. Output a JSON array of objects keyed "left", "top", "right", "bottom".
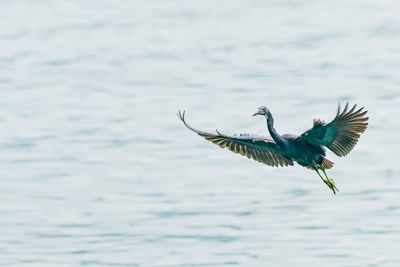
[{"left": 322, "top": 158, "right": 334, "bottom": 169}]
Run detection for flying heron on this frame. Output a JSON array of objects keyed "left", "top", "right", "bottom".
[{"left": 177, "top": 103, "right": 368, "bottom": 194}]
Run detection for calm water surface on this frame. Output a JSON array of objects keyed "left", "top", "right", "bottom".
[{"left": 0, "top": 1, "right": 400, "bottom": 266}]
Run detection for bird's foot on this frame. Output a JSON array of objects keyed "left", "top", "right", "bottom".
[
  {"left": 323, "top": 178, "right": 339, "bottom": 194},
  {"left": 314, "top": 167, "right": 339, "bottom": 194}
]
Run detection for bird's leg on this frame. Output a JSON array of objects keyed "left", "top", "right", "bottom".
[
  {"left": 313, "top": 167, "right": 336, "bottom": 194},
  {"left": 321, "top": 167, "right": 339, "bottom": 193},
  {"left": 314, "top": 167, "right": 330, "bottom": 186}
]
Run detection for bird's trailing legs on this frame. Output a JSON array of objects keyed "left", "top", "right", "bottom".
[{"left": 313, "top": 167, "right": 339, "bottom": 194}]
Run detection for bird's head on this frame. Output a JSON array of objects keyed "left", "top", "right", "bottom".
[{"left": 253, "top": 106, "right": 270, "bottom": 117}]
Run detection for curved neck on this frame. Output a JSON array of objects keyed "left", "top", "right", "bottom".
[{"left": 265, "top": 114, "right": 284, "bottom": 146}]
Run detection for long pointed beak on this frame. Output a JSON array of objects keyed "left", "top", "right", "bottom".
[{"left": 253, "top": 111, "right": 263, "bottom": 116}]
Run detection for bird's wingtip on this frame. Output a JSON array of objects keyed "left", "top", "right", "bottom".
[
  {"left": 336, "top": 103, "right": 341, "bottom": 116},
  {"left": 337, "top": 101, "right": 363, "bottom": 116},
  {"left": 177, "top": 110, "right": 186, "bottom": 121}
]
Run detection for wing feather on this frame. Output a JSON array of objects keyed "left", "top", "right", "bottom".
[
  {"left": 297, "top": 103, "right": 368, "bottom": 157},
  {"left": 177, "top": 111, "right": 294, "bottom": 167}
]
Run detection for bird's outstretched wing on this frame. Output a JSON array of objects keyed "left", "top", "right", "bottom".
[
  {"left": 296, "top": 103, "right": 368, "bottom": 157},
  {"left": 177, "top": 111, "right": 293, "bottom": 167}
]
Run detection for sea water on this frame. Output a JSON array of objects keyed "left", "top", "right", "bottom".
[{"left": 0, "top": 1, "right": 399, "bottom": 266}]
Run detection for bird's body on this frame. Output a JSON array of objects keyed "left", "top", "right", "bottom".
[
  {"left": 178, "top": 103, "right": 368, "bottom": 194},
  {"left": 281, "top": 136, "right": 322, "bottom": 166}
]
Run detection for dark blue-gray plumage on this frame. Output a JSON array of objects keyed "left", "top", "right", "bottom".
[{"left": 177, "top": 103, "right": 368, "bottom": 194}]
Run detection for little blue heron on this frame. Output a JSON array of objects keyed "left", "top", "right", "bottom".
[{"left": 177, "top": 103, "right": 368, "bottom": 194}]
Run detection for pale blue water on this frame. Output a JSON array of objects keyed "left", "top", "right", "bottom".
[{"left": 1, "top": 1, "right": 400, "bottom": 266}]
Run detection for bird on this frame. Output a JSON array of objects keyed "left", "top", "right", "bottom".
[{"left": 177, "top": 103, "right": 368, "bottom": 194}]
